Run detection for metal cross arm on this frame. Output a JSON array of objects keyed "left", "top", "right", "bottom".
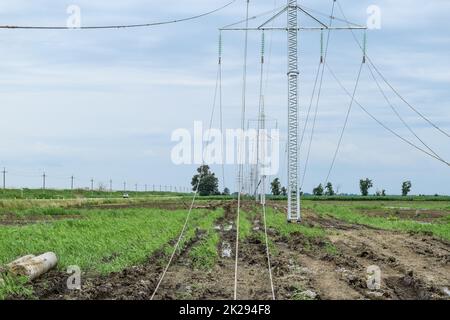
[
  {"left": 220, "top": 26, "right": 367, "bottom": 31},
  {"left": 220, "top": 4, "right": 367, "bottom": 32}
]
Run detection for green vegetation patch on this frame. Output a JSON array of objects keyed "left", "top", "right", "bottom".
[
  {"left": 0, "top": 208, "right": 214, "bottom": 275},
  {"left": 189, "top": 231, "right": 220, "bottom": 270},
  {"left": 0, "top": 274, "right": 34, "bottom": 300},
  {"left": 265, "top": 207, "right": 325, "bottom": 239},
  {"left": 187, "top": 209, "right": 224, "bottom": 270},
  {"left": 238, "top": 209, "right": 256, "bottom": 241},
  {"left": 309, "top": 203, "right": 450, "bottom": 241}
]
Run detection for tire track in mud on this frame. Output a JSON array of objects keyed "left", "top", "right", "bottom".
[
  {"left": 296, "top": 210, "right": 449, "bottom": 300},
  {"left": 263, "top": 207, "right": 449, "bottom": 300},
  {"left": 155, "top": 202, "right": 276, "bottom": 300},
  {"left": 232, "top": 203, "right": 277, "bottom": 300},
  {"left": 328, "top": 228, "right": 450, "bottom": 300},
  {"left": 268, "top": 229, "right": 364, "bottom": 300}
]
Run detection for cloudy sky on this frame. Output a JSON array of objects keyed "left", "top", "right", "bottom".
[{"left": 0, "top": 0, "right": 448, "bottom": 195}]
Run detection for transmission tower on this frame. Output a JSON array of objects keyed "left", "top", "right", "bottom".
[{"left": 221, "top": 0, "right": 365, "bottom": 223}]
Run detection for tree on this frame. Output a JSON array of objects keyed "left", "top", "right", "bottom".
[
  {"left": 360, "top": 178, "right": 373, "bottom": 196},
  {"left": 223, "top": 187, "right": 230, "bottom": 196},
  {"left": 191, "top": 165, "right": 219, "bottom": 196},
  {"left": 281, "top": 187, "right": 287, "bottom": 197},
  {"left": 271, "top": 178, "right": 281, "bottom": 196},
  {"left": 313, "top": 184, "right": 324, "bottom": 196},
  {"left": 382, "top": 189, "right": 386, "bottom": 197},
  {"left": 402, "top": 181, "right": 412, "bottom": 196},
  {"left": 325, "top": 182, "right": 335, "bottom": 196}
]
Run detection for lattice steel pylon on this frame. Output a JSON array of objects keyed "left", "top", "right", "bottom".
[
  {"left": 286, "top": 0, "right": 300, "bottom": 221},
  {"left": 221, "top": 1, "right": 366, "bottom": 223}
]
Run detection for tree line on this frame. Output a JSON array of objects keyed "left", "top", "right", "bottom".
[
  {"left": 190, "top": 165, "right": 414, "bottom": 197},
  {"left": 271, "top": 178, "right": 413, "bottom": 197}
]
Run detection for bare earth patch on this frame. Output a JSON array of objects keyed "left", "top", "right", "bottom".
[
  {"left": 360, "top": 209, "right": 448, "bottom": 223},
  {"left": 0, "top": 213, "right": 82, "bottom": 226}
]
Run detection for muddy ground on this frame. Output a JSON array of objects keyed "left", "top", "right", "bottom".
[{"left": 20, "top": 202, "right": 450, "bottom": 300}]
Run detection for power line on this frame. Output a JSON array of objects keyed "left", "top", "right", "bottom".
[
  {"left": 301, "top": 0, "right": 336, "bottom": 190},
  {"left": 334, "top": 0, "right": 450, "bottom": 139},
  {"left": 368, "top": 58, "right": 450, "bottom": 139},
  {"left": 366, "top": 63, "right": 447, "bottom": 162},
  {"left": 297, "top": 4, "right": 364, "bottom": 28},
  {"left": 150, "top": 6, "right": 236, "bottom": 297},
  {"left": 261, "top": 202, "right": 275, "bottom": 300},
  {"left": 234, "top": 0, "right": 250, "bottom": 301},
  {"left": 221, "top": 3, "right": 286, "bottom": 29},
  {"left": 255, "top": 32, "right": 266, "bottom": 198},
  {"left": 326, "top": 62, "right": 450, "bottom": 167},
  {"left": 0, "top": 0, "right": 237, "bottom": 30},
  {"left": 219, "top": 33, "right": 226, "bottom": 192},
  {"left": 325, "top": 61, "right": 364, "bottom": 184}
]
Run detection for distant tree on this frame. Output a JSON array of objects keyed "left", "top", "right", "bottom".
[
  {"left": 223, "top": 187, "right": 230, "bottom": 196},
  {"left": 382, "top": 189, "right": 386, "bottom": 197},
  {"left": 313, "top": 184, "right": 324, "bottom": 196},
  {"left": 191, "top": 165, "right": 219, "bottom": 196},
  {"left": 281, "top": 187, "right": 287, "bottom": 197},
  {"left": 271, "top": 178, "right": 281, "bottom": 196},
  {"left": 360, "top": 178, "right": 373, "bottom": 196},
  {"left": 402, "top": 181, "right": 412, "bottom": 196},
  {"left": 325, "top": 182, "right": 335, "bottom": 196}
]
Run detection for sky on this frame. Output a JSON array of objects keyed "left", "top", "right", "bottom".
[{"left": 0, "top": 0, "right": 449, "bottom": 195}]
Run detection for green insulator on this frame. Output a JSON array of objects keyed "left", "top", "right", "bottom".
[
  {"left": 219, "top": 33, "right": 223, "bottom": 57},
  {"left": 363, "top": 31, "right": 367, "bottom": 63},
  {"left": 320, "top": 30, "right": 324, "bottom": 63},
  {"left": 261, "top": 32, "right": 265, "bottom": 57}
]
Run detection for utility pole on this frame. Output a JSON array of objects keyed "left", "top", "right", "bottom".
[
  {"left": 220, "top": 0, "right": 365, "bottom": 223},
  {"left": 2, "top": 167, "right": 6, "bottom": 190},
  {"left": 42, "top": 171, "right": 46, "bottom": 190},
  {"left": 110, "top": 179, "right": 113, "bottom": 192},
  {"left": 90, "top": 178, "right": 94, "bottom": 191},
  {"left": 123, "top": 182, "right": 126, "bottom": 192},
  {"left": 71, "top": 175, "right": 74, "bottom": 190}
]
